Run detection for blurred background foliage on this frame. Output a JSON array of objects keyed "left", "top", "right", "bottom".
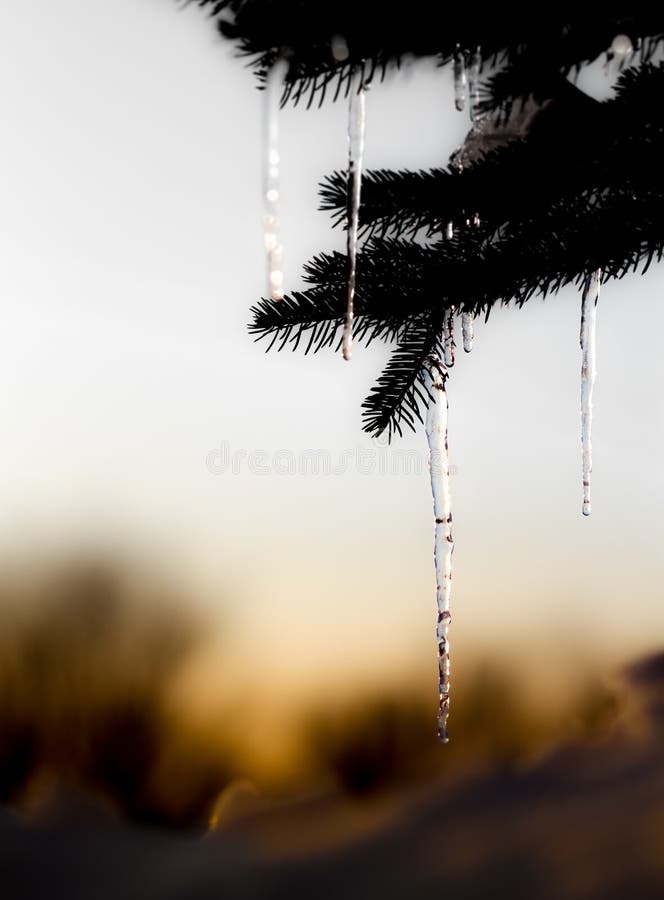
[{"left": 0, "top": 557, "right": 621, "bottom": 832}]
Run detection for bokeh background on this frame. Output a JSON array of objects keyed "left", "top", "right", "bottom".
[{"left": 1, "top": 2, "right": 664, "bottom": 896}]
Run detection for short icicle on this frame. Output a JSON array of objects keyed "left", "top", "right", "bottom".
[
  {"left": 453, "top": 45, "right": 467, "bottom": 112},
  {"left": 580, "top": 269, "right": 601, "bottom": 516},
  {"left": 263, "top": 57, "right": 289, "bottom": 301},
  {"left": 461, "top": 312, "right": 474, "bottom": 353},
  {"left": 342, "top": 70, "right": 367, "bottom": 361},
  {"left": 425, "top": 359, "right": 454, "bottom": 743}
]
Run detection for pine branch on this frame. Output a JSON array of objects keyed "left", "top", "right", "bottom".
[
  {"left": 319, "top": 66, "right": 664, "bottom": 243},
  {"left": 248, "top": 66, "right": 664, "bottom": 437},
  {"left": 251, "top": 174, "right": 664, "bottom": 436},
  {"left": 478, "top": 31, "right": 664, "bottom": 120},
  {"left": 360, "top": 314, "right": 444, "bottom": 439},
  {"left": 312, "top": 68, "right": 664, "bottom": 289},
  {"left": 189, "top": 2, "right": 664, "bottom": 115},
  {"left": 181, "top": 8, "right": 664, "bottom": 436},
  {"left": 255, "top": 182, "right": 664, "bottom": 343},
  {"left": 249, "top": 244, "right": 438, "bottom": 354}
]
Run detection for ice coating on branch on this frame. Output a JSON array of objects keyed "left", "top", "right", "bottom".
[
  {"left": 425, "top": 361, "right": 453, "bottom": 743},
  {"left": 461, "top": 312, "right": 474, "bottom": 352},
  {"left": 454, "top": 46, "right": 467, "bottom": 112},
  {"left": 263, "top": 58, "right": 289, "bottom": 301},
  {"left": 342, "top": 72, "right": 366, "bottom": 361},
  {"left": 451, "top": 97, "right": 545, "bottom": 170},
  {"left": 444, "top": 310, "right": 456, "bottom": 367},
  {"left": 469, "top": 46, "right": 481, "bottom": 121},
  {"left": 580, "top": 269, "right": 601, "bottom": 516}
]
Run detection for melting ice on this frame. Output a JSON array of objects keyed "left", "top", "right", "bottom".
[
  {"left": 263, "top": 58, "right": 289, "bottom": 301},
  {"left": 425, "top": 360, "right": 454, "bottom": 743},
  {"left": 580, "top": 269, "right": 601, "bottom": 516},
  {"left": 342, "top": 71, "right": 366, "bottom": 361},
  {"left": 454, "top": 46, "right": 467, "bottom": 112}
]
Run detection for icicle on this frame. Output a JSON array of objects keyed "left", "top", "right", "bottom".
[
  {"left": 444, "top": 309, "right": 456, "bottom": 367},
  {"left": 425, "top": 360, "right": 454, "bottom": 743},
  {"left": 580, "top": 269, "right": 601, "bottom": 516},
  {"left": 461, "top": 312, "right": 474, "bottom": 353},
  {"left": 342, "top": 69, "right": 366, "bottom": 361},
  {"left": 468, "top": 46, "right": 481, "bottom": 121},
  {"left": 453, "top": 46, "right": 467, "bottom": 112},
  {"left": 263, "top": 57, "right": 289, "bottom": 301},
  {"left": 445, "top": 221, "right": 454, "bottom": 241}
]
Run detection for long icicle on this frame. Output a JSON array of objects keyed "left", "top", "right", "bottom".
[
  {"left": 342, "top": 70, "right": 366, "bottom": 361},
  {"left": 453, "top": 45, "right": 467, "bottom": 112},
  {"left": 580, "top": 269, "right": 601, "bottom": 516},
  {"left": 425, "top": 359, "right": 453, "bottom": 743},
  {"left": 263, "top": 57, "right": 289, "bottom": 301}
]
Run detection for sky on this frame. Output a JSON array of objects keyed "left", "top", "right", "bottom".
[{"left": 0, "top": 1, "right": 663, "bottom": 711}]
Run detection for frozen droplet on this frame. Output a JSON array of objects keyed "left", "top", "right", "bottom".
[
  {"left": 445, "top": 221, "right": 454, "bottom": 240},
  {"left": 269, "top": 265, "right": 285, "bottom": 301},
  {"left": 425, "top": 360, "right": 454, "bottom": 743},
  {"left": 473, "top": 211, "right": 481, "bottom": 227},
  {"left": 605, "top": 34, "right": 634, "bottom": 75},
  {"left": 468, "top": 46, "right": 481, "bottom": 121},
  {"left": 331, "top": 34, "right": 350, "bottom": 62},
  {"left": 454, "top": 46, "right": 467, "bottom": 112},
  {"left": 263, "top": 58, "right": 289, "bottom": 301},
  {"left": 342, "top": 70, "right": 366, "bottom": 362},
  {"left": 580, "top": 269, "right": 601, "bottom": 516},
  {"left": 461, "top": 312, "right": 474, "bottom": 352},
  {"left": 610, "top": 33, "right": 633, "bottom": 60},
  {"left": 444, "top": 309, "right": 455, "bottom": 367}
]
